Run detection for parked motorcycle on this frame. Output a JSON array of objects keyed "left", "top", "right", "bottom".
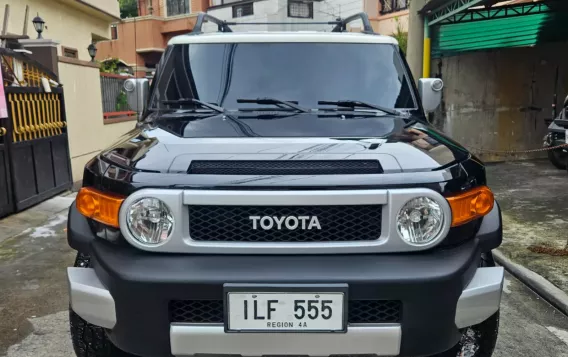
[{"left": 544, "top": 95, "right": 568, "bottom": 169}]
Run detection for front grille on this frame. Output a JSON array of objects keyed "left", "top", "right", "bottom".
[
  {"left": 187, "top": 160, "right": 383, "bottom": 175},
  {"left": 348, "top": 300, "right": 401, "bottom": 323},
  {"left": 188, "top": 205, "right": 382, "bottom": 242},
  {"left": 169, "top": 300, "right": 224, "bottom": 323},
  {"left": 169, "top": 300, "right": 401, "bottom": 324}
]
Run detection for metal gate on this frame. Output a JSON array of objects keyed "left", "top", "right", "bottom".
[
  {"left": 0, "top": 49, "right": 72, "bottom": 217},
  {"left": 0, "top": 111, "right": 13, "bottom": 217}
]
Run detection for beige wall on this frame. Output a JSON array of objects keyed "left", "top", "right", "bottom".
[
  {"left": 6, "top": 0, "right": 127, "bottom": 182},
  {"left": 80, "top": 0, "right": 121, "bottom": 19},
  {"left": 98, "top": 18, "right": 167, "bottom": 66},
  {"left": 371, "top": 11, "right": 409, "bottom": 35},
  {"left": 58, "top": 62, "right": 136, "bottom": 181},
  {"left": 6, "top": 0, "right": 113, "bottom": 62}
]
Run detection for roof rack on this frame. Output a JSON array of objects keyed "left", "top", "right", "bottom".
[
  {"left": 191, "top": 12, "right": 375, "bottom": 34},
  {"left": 193, "top": 13, "right": 233, "bottom": 34}
]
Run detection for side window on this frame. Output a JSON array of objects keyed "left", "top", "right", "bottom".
[
  {"left": 149, "top": 47, "right": 177, "bottom": 107},
  {"left": 167, "top": 0, "right": 191, "bottom": 16},
  {"left": 288, "top": 0, "right": 313, "bottom": 19},
  {"left": 111, "top": 24, "right": 118, "bottom": 40},
  {"left": 232, "top": 3, "right": 253, "bottom": 17},
  {"left": 380, "top": 0, "right": 408, "bottom": 14}
]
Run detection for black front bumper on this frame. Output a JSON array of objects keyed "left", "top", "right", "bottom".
[{"left": 68, "top": 203, "right": 502, "bottom": 357}]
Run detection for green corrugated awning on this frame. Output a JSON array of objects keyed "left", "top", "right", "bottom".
[{"left": 431, "top": 8, "right": 568, "bottom": 58}]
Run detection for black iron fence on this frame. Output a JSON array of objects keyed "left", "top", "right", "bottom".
[
  {"left": 100, "top": 73, "right": 135, "bottom": 120},
  {"left": 0, "top": 48, "right": 72, "bottom": 216}
]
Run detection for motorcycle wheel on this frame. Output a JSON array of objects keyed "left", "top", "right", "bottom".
[{"left": 548, "top": 149, "right": 567, "bottom": 170}]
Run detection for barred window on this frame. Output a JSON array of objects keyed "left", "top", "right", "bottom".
[
  {"left": 167, "top": 0, "right": 190, "bottom": 16},
  {"left": 288, "top": 0, "right": 313, "bottom": 19},
  {"left": 111, "top": 24, "right": 118, "bottom": 40},
  {"left": 380, "top": 0, "right": 407, "bottom": 14},
  {"left": 232, "top": 2, "right": 253, "bottom": 17}
]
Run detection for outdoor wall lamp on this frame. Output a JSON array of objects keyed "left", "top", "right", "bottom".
[
  {"left": 32, "top": 14, "right": 45, "bottom": 39},
  {"left": 88, "top": 43, "right": 98, "bottom": 62}
]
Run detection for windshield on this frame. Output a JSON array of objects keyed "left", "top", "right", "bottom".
[{"left": 149, "top": 42, "right": 417, "bottom": 111}]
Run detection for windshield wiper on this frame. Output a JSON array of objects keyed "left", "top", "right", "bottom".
[
  {"left": 318, "top": 100, "right": 401, "bottom": 116},
  {"left": 159, "top": 98, "right": 225, "bottom": 113},
  {"left": 237, "top": 97, "right": 310, "bottom": 113}
]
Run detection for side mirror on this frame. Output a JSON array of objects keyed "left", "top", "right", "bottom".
[
  {"left": 124, "top": 78, "right": 150, "bottom": 116},
  {"left": 418, "top": 78, "right": 444, "bottom": 113}
]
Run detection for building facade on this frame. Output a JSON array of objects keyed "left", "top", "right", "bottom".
[
  {"left": 204, "top": 0, "right": 408, "bottom": 34},
  {"left": 96, "top": 0, "right": 209, "bottom": 77},
  {"left": 8, "top": 0, "right": 119, "bottom": 62},
  {"left": 96, "top": 0, "right": 409, "bottom": 73},
  {"left": 6, "top": 0, "right": 137, "bottom": 182}
]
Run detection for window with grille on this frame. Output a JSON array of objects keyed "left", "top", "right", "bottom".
[
  {"left": 288, "top": 0, "right": 313, "bottom": 18},
  {"left": 380, "top": 0, "right": 407, "bottom": 14},
  {"left": 111, "top": 25, "right": 118, "bottom": 40},
  {"left": 232, "top": 2, "right": 253, "bottom": 17},
  {"left": 167, "top": 0, "right": 190, "bottom": 16}
]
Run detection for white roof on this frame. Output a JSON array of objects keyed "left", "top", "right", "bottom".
[{"left": 168, "top": 31, "right": 398, "bottom": 46}]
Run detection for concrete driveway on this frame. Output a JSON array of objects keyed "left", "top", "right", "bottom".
[{"left": 487, "top": 159, "right": 568, "bottom": 293}]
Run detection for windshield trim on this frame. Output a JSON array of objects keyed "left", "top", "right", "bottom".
[
  {"left": 391, "top": 46, "right": 420, "bottom": 112},
  {"left": 146, "top": 43, "right": 421, "bottom": 117}
]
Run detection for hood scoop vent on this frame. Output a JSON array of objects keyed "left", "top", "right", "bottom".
[{"left": 187, "top": 160, "right": 383, "bottom": 175}]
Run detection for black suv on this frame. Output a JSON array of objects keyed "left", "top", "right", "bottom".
[{"left": 66, "top": 13, "right": 503, "bottom": 357}]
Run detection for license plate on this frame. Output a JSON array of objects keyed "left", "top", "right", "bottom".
[{"left": 224, "top": 285, "right": 347, "bottom": 333}]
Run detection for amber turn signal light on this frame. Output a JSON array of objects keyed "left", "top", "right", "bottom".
[
  {"left": 446, "top": 186, "right": 494, "bottom": 227},
  {"left": 76, "top": 187, "right": 124, "bottom": 228}
]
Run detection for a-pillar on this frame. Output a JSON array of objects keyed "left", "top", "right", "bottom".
[{"left": 406, "top": 0, "right": 430, "bottom": 83}]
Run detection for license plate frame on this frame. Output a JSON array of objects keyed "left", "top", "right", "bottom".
[{"left": 223, "top": 283, "right": 349, "bottom": 333}]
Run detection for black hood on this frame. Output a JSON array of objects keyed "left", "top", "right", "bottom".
[{"left": 100, "top": 114, "right": 470, "bottom": 175}]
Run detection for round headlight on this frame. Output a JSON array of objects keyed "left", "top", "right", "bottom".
[
  {"left": 396, "top": 197, "right": 444, "bottom": 246},
  {"left": 126, "top": 197, "right": 174, "bottom": 244}
]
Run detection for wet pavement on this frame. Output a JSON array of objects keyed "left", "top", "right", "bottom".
[
  {"left": 1, "top": 182, "right": 568, "bottom": 356},
  {"left": 487, "top": 159, "right": 568, "bottom": 293},
  {"left": 0, "top": 194, "right": 76, "bottom": 356}
]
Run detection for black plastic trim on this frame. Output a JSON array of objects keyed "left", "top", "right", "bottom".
[
  {"left": 86, "top": 237, "right": 482, "bottom": 357},
  {"left": 67, "top": 202, "right": 95, "bottom": 253},
  {"left": 477, "top": 201, "right": 503, "bottom": 253}
]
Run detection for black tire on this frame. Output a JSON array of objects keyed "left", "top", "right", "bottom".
[
  {"left": 69, "top": 253, "right": 134, "bottom": 357},
  {"left": 548, "top": 149, "right": 567, "bottom": 170}
]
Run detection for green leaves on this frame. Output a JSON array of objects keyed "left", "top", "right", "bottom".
[
  {"left": 100, "top": 58, "right": 121, "bottom": 73},
  {"left": 392, "top": 17, "right": 408, "bottom": 53},
  {"left": 119, "top": 0, "right": 138, "bottom": 18}
]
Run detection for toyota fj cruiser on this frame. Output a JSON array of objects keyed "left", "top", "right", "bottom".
[{"left": 66, "top": 12, "right": 504, "bottom": 357}]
